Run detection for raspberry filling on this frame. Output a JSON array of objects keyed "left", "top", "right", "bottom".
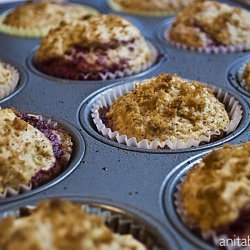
[
  {"left": 35, "top": 45, "right": 130, "bottom": 80},
  {"left": 18, "top": 113, "right": 64, "bottom": 187}
]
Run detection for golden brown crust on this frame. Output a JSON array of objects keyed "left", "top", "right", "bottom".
[
  {"left": 106, "top": 74, "right": 229, "bottom": 142},
  {"left": 181, "top": 142, "right": 250, "bottom": 231},
  {"left": 243, "top": 62, "right": 250, "bottom": 87},
  {"left": 3, "top": 0, "right": 98, "bottom": 30},
  {"left": 0, "top": 199, "right": 145, "bottom": 250},
  {"left": 169, "top": 1, "right": 250, "bottom": 47}
]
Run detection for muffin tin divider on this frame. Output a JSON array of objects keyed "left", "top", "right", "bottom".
[{"left": 0, "top": 1, "right": 250, "bottom": 249}]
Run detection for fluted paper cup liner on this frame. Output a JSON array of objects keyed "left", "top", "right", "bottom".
[
  {"left": 0, "top": 115, "right": 72, "bottom": 198},
  {"left": 237, "top": 61, "right": 250, "bottom": 93},
  {"left": 175, "top": 174, "right": 247, "bottom": 250},
  {"left": 0, "top": 61, "right": 19, "bottom": 100},
  {"left": 91, "top": 80, "right": 243, "bottom": 150},
  {"left": 1, "top": 202, "right": 163, "bottom": 250},
  {"left": 108, "top": 0, "right": 179, "bottom": 16},
  {"left": 165, "top": 29, "right": 250, "bottom": 54}
]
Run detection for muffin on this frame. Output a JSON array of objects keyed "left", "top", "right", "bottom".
[
  {"left": 179, "top": 142, "right": 250, "bottom": 245},
  {"left": 0, "top": 199, "right": 146, "bottom": 250},
  {"left": 35, "top": 14, "right": 156, "bottom": 80},
  {"left": 108, "top": 0, "right": 201, "bottom": 16},
  {"left": 91, "top": 73, "right": 242, "bottom": 149},
  {"left": 168, "top": 1, "right": 250, "bottom": 52},
  {"left": 0, "top": 107, "right": 73, "bottom": 196},
  {"left": 0, "top": 0, "right": 98, "bottom": 37},
  {"left": 0, "top": 61, "right": 19, "bottom": 100}
]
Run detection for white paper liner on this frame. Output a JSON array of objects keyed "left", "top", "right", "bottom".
[
  {"left": 0, "top": 61, "right": 19, "bottom": 100},
  {"left": 91, "top": 80, "right": 243, "bottom": 150},
  {"left": 175, "top": 171, "right": 250, "bottom": 250},
  {"left": 108, "top": 0, "right": 179, "bottom": 16},
  {"left": 2, "top": 203, "right": 162, "bottom": 250},
  {"left": 0, "top": 115, "right": 71, "bottom": 199},
  {"left": 165, "top": 29, "right": 250, "bottom": 54},
  {"left": 237, "top": 61, "right": 250, "bottom": 93}
]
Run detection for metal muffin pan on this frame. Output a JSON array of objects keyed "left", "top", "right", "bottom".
[{"left": 0, "top": 0, "right": 249, "bottom": 249}]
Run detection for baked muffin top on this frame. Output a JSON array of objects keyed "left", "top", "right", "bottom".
[
  {"left": 111, "top": 0, "right": 200, "bottom": 12},
  {"left": 106, "top": 74, "right": 230, "bottom": 142},
  {"left": 181, "top": 142, "right": 250, "bottom": 231},
  {"left": 0, "top": 62, "right": 12, "bottom": 87},
  {"left": 0, "top": 108, "right": 55, "bottom": 193},
  {"left": 36, "top": 14, "right": 148, "bottom": 63},
  {"left": 243, "top": 62, "right": 250, "bottom": 87},
  {"left": 169, "top": 1, "right": 250, "bottom": 47},
  {"left": 3, "top": 0, "right": 98, "bottom": 30},
  {"left": 0, "top": 199, "right": 146, "bottom": 250}
]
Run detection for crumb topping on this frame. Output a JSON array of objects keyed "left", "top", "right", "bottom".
[
  {"left": 105, "top": 74, "right": 229, "bottom": 142},
  {"left": 243, "top": 62, "right": 250, "bottom": 87},
  {"left": 36, "top": 14, "right": 151, "bottom": 66},
  {"left": 0, "top": 62, "right": 12, "bottom": 87},
  {"left": 0, "top": 108, "right": 56, "bottom": 193},
  {"left": 111, "top": 0, "right": 200, "bottom": 12},
  {"left": 3, "top": 0, "right": 98, "bottom": 30},
  {"left": 169, "top": 1, "right": 250, "bottom": 47},
  {"left": 0, "top": 199, "right": 145, "bottom": 250},
  {"left": 181, "top": 142, "right": 250, "bottom": 231}
]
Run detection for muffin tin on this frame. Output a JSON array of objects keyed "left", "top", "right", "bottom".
[{"left": 0, "top": 0, "right": 249, "bottom": 249}]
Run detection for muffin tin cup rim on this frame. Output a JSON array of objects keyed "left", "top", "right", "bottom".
[
  {"left": 79, "top": 78, "right": 250, "bottom": 154},
  {"left": 0, "top": 114, "right": 85, "bottom": 205},
  {"left": 0, "top": 194, "right": 180, "bottom": 250}
]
